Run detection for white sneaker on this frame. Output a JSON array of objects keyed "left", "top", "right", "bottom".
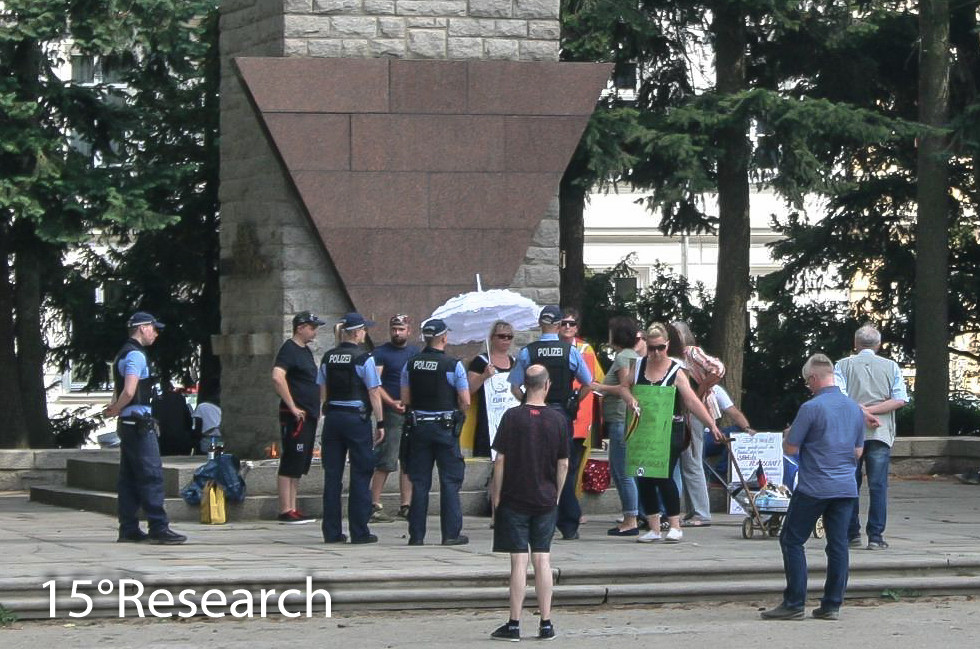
[
  {"left": 663, "top": 528, "right": 683, "bottom": 543},
  {"left": 637, "top": 530, "right": 662, "bottom": 543}
]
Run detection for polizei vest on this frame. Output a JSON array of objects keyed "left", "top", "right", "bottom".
[
  {"left": 322, "top": 343, "right": 371, "bottom": 407},
  {"left": 408, "top": 348, "right": 458, "bottom": 412},
  {"left": 112, "top": 339, "right": 154, "bottom": 407},
  {"left": 526, "top": 340, "right": 573, "bottom": 405}
]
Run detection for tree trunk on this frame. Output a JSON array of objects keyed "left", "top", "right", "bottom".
[
  {"left": 709, "top": 2, "right": 751, "bottom": 406},
  {"left": 0, "top": 235, "right": 30, "bottom": 448},
  {"left": 913, "top": 0, "right": 951, "bottom": 434},
  {"left": 559, "top": 158, "right": 589, "bottom": 312},
  {"left": 14, "top": 233, "right": 52, "bottom": 447}
]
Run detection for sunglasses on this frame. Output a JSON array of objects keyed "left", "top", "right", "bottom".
[
  {"left": 559, "top": 320, "right": 578, "bottom": 327},
  {"left": 648, "top": 344, "right": 668, "bottom": 352},
  {"left": 494, "top": 333, "right": 514, "bottom": 340}
]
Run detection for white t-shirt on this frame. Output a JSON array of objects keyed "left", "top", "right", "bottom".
[{"left": 712, "top": 385, "right": 734, "bottom": 413}]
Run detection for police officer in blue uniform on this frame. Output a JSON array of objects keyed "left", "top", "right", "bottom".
[
  {"left": 104, "top": 312, "right": 187, "bottom": 545},
  {"left": 317, "top": 312, "right": 385, "bottom": 544},
  {"left": 509, "top": 305, "right": 593, "bottom": 540},
  {"left": 401, "top": 318, "right": 471, "bottom": 546}
]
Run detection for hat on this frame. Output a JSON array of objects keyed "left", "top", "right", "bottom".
[
  {"left": 339, "top": 312, "right": 374, "bottom": 331},
  {"left": 389, "top": 314, "right": 410, "bottom": 327},
  {"left": 128, "top": 311, "right": 165, "bottom": 329},
  {"left": 292, "top": 311, "right": 326, "bottom": 328},
  {"left": 421, "top": 318, "right": 449, "bottom": 337},
  {"left": 538, "top": 305, "right": 562, "bottom": 325}
]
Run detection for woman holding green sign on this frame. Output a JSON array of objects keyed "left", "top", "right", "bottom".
[{"left": 627, "top": 323, "right": 724, "bottom": 543}]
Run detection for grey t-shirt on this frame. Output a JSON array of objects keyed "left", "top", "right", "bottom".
[{"left": 601, "top": 348, "right": 638, "bottom": 423}]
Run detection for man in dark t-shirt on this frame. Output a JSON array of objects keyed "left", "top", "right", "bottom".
[
  {"left": 489, "top": 364, "right": 569, "bottom": 642},
  {"left": 369, "top": 314, "right": 419, "bottom": 522},
  {"left": 272, "top": 311, "right": 326, "bottom": 524}
]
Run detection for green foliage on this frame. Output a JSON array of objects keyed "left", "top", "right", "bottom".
[
  {"left": 896, "top": 395, "right": 980, "bottom": 437},
  {"left": 0, "top": 603, "right": 16, "bottom": 626}
]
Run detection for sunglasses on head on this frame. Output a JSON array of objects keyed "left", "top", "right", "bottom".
[
  {"left": 648, "top": 343, "right": 668, "bottom": 352},
  {"left": 559, "top": 320, "right": 577, "bottom": 327},
  {"left": 494, "top": 333, "right": 514, "bottom": 340}
]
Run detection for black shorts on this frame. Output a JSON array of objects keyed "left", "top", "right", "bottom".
[
  {"left": 492, "top": 504, "right": 557, "bottom": 553},
  {"left": 278, "top": 409, "right": 317, "bottom": 478}
]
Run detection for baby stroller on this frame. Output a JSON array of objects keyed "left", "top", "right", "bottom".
[{"left": 705, "top": 456, "right": 825, "bottom": 540}]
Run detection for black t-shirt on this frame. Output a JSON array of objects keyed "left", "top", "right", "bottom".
[
  {"left": 467, "top": 354, "right": 514, "bottom": 458},
  {"left": 274, "top": 339, "right": 320, "bottom": 416},
  {"left": 492, "top": 404, "right": 569, "bottom": 515}
]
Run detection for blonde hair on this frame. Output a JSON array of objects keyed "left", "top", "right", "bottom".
[
  {"left": 489, "top": 320, "right": 513, "bottom": 338},
  {"left": 645, "top": 322, "right": 669, "bottom": 342}
]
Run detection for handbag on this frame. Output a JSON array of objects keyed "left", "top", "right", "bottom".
[{"left": 581, "top": 458, "right": 611, "bottom": 494}]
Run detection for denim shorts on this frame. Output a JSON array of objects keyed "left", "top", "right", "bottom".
[{"left": 493, "top": 504, "right": 558, "bottom": 553}]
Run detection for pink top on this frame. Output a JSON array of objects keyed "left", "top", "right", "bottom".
[{"left": 682, "top": 346, "right": 725, "bottom": 420}]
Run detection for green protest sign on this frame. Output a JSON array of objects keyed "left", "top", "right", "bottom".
[{"left": 626, "top": 384, "right": 676, "bottom": 479}]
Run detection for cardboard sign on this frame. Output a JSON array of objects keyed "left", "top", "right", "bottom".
[
  {"left": 729, "top": 432, "right": 785, "bottom": 514},
  {"left": 626, "top": 384, "right": 676, "bottom": 479}
]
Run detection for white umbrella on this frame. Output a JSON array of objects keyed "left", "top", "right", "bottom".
[{"left": 428, "top": 276, "right": 541, "bottom": 345}]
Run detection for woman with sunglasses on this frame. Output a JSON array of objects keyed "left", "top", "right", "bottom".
[
  {"left": 629, "top": 323, "right": 723, "bottom": 543},
  {"left": 467, "top": 320, "right": 517, "bottom": 458}
]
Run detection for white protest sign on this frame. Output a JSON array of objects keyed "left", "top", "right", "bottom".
[
  {"left": 484, "top": 371, "right": 521, "bottom": 459},
  {"left": 728, "top": 432, "right": 785, "bottom": 515}
]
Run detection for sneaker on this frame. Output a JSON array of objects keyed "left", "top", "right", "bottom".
[
  {"left": 396, "top": 504, "right": 411, "bottom": 519},
  {"left": 955, "top": 471, "right": 980, "bottom": 485},
  {"left": 351, "top": 534, "right": 379, "bottom": 544},
  {"left": 811, "top": 606, "right": 840, "bottom": 620},
  {"left": 637, "top": 530, "right": 662, "bottom": 543},
  {"left": 323, "top": 534, "right": 348, "bottom": 544},
  {"left": 117, "top": 529, "right": 149, "bottom": 543},
  {"left": 148, "top": 528, "right": 187, "bottom": 545},
  {"left": 442, "top": 535, "right": 469, "bottom": 546},
  {"left": 663, "top": 527, "right": 683, "bottom": 543},
  {"left": 660, "top": 519, "right": 671, "bottom": 532},
  {"left": 490, "top": 622, "right": 520, "bottom": 642},
  {"left": 867, "top": 539, "right": 889, "bottom": 550},
  {"left": 538, "top": 621, "right": 556, "bottom": 640},
  {"left": 761, "top": 605, "right": 804, "bottom": 620},
  {"left": 278, "top": 510, "right": 316, "bottom": 525},
  {"left": 370, "top": 504, "right": 395, "bottom": 523},
  {"left": 408, "top": 538, "right": 424, "bottom": 546},
  {"left": 848, "top": 537, "right": 862, "bottom": 548}
]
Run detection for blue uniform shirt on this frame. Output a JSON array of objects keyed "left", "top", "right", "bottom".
[
  {"left": 400, "top": 358, "right": 468, "bottom": 415},
  {"left": 317, "top": 355, "right": 382, "bottom": 408},
  {"left": 118, "top": 350, "right": 151, "bottom": 418},
  {"left": 786, "top": 386, "right": 865, "bottom": 499},
  {"left": 508, "top": 333, "right": 593, "bottom": 389}
]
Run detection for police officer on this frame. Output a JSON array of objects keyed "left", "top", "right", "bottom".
[
  {"left": 104, "top": 312, "right": 187, "bottom": 545},
  {"left": 317, "top": 312, "right": 385, "bottom": 544},
  {"left": 401, "top": 318, "right": 471, "bottom": 546},
  {"left": 509, "top": 305, "right": 593, "bottom": 540}
]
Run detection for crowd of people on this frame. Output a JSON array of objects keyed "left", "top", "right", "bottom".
[{"left": 104, "top": 305, "right": 912, "bottom": 636}]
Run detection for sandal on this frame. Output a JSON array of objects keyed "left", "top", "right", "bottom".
[{"left": 681, "top": 517, "right": 711, "bottom": 527}]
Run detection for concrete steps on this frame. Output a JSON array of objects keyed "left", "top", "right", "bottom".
[
  {"left": 29, "top": 454, "right": 625, "bottom": 521},
  {"left": 5, "top": 556, "right": 979, "bottom": 619}
]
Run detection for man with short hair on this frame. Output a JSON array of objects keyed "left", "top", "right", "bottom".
[
  {"left": 834, "top": 324, "right": 909, "bottom": 550},
  {"left": 401, "top": 318, "right": 471, "bottom": 546},
  {"left": 509, "top": 305, "right": 593, "bottom": 540},
  {"left": 762, "top": 354, "right": 865, "bottom": 621},
  {"left": 369, "top": 314, "right": 419, "bottom": 523},
  {"left": 490, "top": 364, "right": 569, "bottom": 641},
  {"left": 104, "top": 312, "right": 186, "bottom": 545},
  {"left": 271, "top": 311, "right": 326, "bottom": 524}
]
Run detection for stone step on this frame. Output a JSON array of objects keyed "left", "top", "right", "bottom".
[{"left": 64, "top": 456, "right": 495, "bottom": 497}]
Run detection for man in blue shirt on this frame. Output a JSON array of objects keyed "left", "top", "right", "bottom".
[
  {"left": 104, "top": 312, "right": 186, "bottom": 545},
  {"left": 762, "top": 353, "right": 866, "bottom": 621},
  {"left": 509, "top": 305, "right": 593, "bottom": 540},
  {"left": 369, "top": 314, "right": 420, "bottom": 523},
  {"left": 401, "top": 318, "right": 471, "bottom": 546}
]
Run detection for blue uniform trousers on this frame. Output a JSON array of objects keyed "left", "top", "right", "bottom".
[
  {"left": 407, "top": 420, "right": 464, "bottom": 543},
  {"left": 321, "top": 410, "right": 375, "bottom": 542},
  {"left": 117, "top": 417, "right": 169, "bottom": 535}
]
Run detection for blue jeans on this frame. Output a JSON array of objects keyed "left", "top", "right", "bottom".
[
  {"left": 407, "top": 421, "right": 465, "bottom": 543},
  {"left": 117, "top": 418, "right": 169, "bottom": 535},
  {"left": 321, "top": 410, "right": 375, "bottom": 542},
  {"left": 849, "top": 440, "right": 891, "bottom": 542},
  {"left": 605, "top": 420, "right": 638, "bottom": 516},
  {"left": 779, "top": 491, "right": 856, "bottom": 610}
]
